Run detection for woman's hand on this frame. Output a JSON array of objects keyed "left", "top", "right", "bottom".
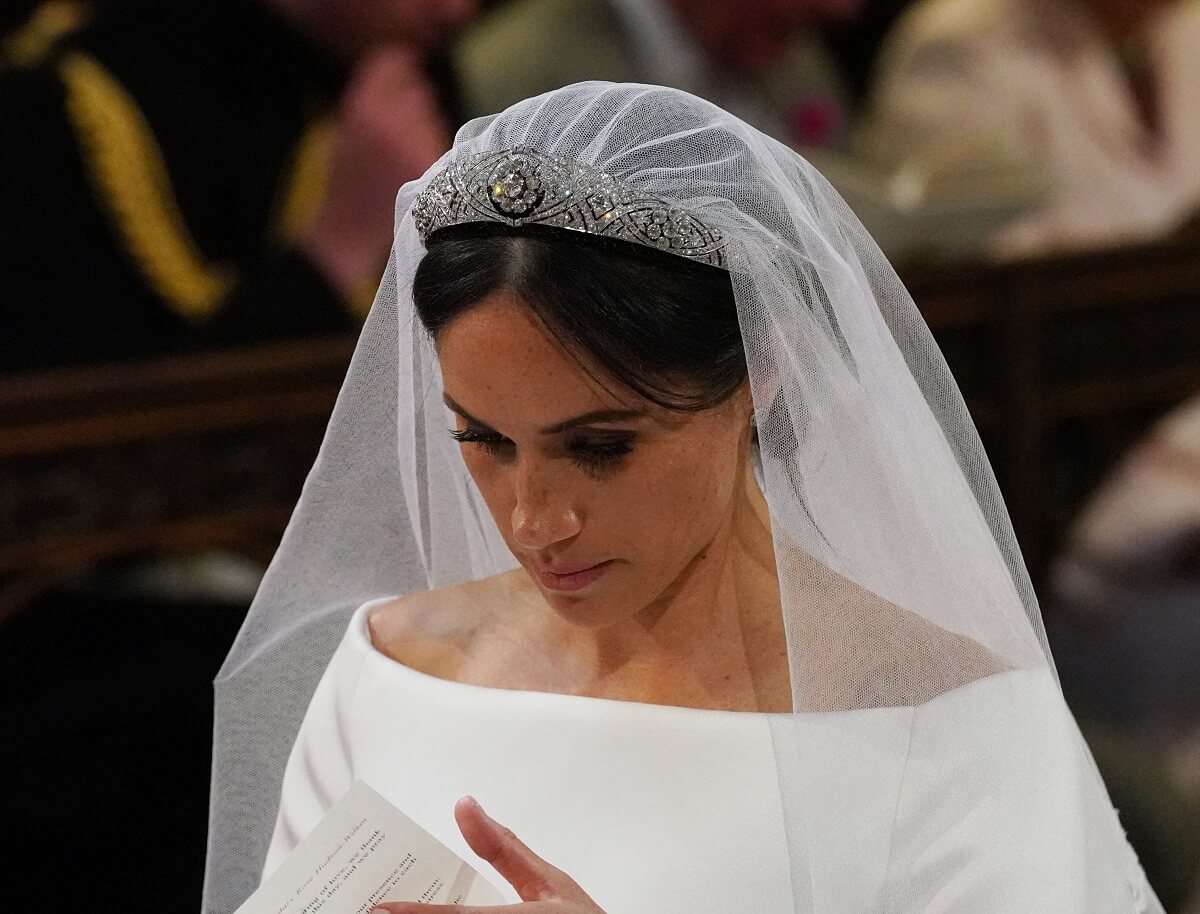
[{"left": 370, "top": 796, "right": 607, "bottom": 913}]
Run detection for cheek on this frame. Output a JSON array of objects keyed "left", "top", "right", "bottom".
[
  {"left": 457, "top": 428, "right": 746, "bottom": 559},
  {"left": 621, "top": 436, "right": 744, "bottom": 552}
]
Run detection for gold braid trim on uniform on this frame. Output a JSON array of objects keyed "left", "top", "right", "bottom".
[
  {"left": 275, "top": 114, "right": 334, "bottom": 243},
  {"left": 3, "top": 1, "right": 90, "bottom": 69},
  {"left": 274, "top": 116, "right": 375, "bottom": 324},
  {"left": 59, "top": 51, "right": 235, "bottom": 319},
  {"left": 348, "top": 272, "right": 380, "bottom": 321}
]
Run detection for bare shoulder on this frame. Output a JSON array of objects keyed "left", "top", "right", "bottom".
[
  {"left": 858, "top": 594, "right": 1013, "bottom": 705},
  {"left": 786, "top": 552, "right": 1012, "bottom": 710},
  {"left": 366, "top": 569, "right": 534, "bottom": 677}
]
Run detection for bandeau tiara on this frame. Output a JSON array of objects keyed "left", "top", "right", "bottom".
[{"left": 411, "top": 147, "right": 727, "bottom": 268}]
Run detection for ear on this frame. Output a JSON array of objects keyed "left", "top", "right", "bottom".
[
  {"left": 734, "top": 374, "right": 772, "bottom": 431},
  {"left": 746, "top": 362, "right": 783, "bottom": 420}
]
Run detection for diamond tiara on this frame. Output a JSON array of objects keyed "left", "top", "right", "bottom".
[{"left": 411, "top": 147, "right": 727, "bottom": 268}]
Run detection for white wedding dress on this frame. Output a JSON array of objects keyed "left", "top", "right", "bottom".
[{"left": 263, "top": 599, "right": 1154, "bottom": 912}]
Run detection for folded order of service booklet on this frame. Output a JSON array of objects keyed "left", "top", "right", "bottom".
[{"left": 236, "top": 781, "right": 505, "bottom": 913}]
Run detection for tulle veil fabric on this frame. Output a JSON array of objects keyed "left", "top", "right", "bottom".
[{"left": 203, "top": 82, "right": 1161, "bottom": 912}]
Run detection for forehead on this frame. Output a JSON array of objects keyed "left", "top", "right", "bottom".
[{"left": 435, "top": 290, "right": 633, "bottom": 422}]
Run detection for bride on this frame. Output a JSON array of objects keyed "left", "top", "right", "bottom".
[{"left": 203, "top": 82, "right": 1163, "bottom": 913}]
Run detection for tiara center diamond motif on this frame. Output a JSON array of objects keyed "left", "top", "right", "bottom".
[{"left": 488, "top": 155, "right": 544, "bottom": 216}]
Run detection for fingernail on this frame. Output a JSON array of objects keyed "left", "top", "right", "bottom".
[
  {"left": 370, "top": 908, "right": 388, "bottom": 914},
  {"left": 462, "top": 795, "right": 494, "bottom": 821}
]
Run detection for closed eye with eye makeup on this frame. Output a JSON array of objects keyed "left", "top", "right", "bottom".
[
  {"left": 449, "top": 423, "right": 637, "bottom": 475},
  {"left": 445, "top": 394, "right": 644, "bottom": 477}
]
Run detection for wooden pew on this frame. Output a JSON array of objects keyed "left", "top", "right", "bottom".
[{"left": 0, "top": 336, "right": 356, "bottom": 616}]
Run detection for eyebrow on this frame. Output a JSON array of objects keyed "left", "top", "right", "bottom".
[{"left": 443, "top": 395, "right": 646, "bottom": 435}]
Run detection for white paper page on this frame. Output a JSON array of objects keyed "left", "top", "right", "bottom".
[{"left": 237, "top": 782, "right": 505, "bottom": 913}]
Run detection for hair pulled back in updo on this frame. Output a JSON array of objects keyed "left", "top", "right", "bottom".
[{"left": 411, "top": 223, "right": 746, "bottom": 411}]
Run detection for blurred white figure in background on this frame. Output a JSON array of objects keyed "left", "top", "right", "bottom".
[
  {"left": 1056, "top": 394, "right": 1200, "bottom": 612},
  {"left": 857, "top": 0, "right": 1200, "bottom": 259}
]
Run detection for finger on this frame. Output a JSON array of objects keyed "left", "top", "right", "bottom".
[{"left": 454, "top": 796, "right": 581, "bottom": 903}]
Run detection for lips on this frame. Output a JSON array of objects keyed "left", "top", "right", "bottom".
[{"left": 532, "top": 560, "right": 615, "bottom": 593}]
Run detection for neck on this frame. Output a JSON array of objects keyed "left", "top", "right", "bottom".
[{"left": 574, "top": 466, "right": 787, "bottom": 708}]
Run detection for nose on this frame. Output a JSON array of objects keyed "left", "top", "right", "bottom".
[{"left": 510, "top": 460, "right": 581, "bottom": 551}]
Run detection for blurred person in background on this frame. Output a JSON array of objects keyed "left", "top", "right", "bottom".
[
  {"left": 0, "top": 0, "right": 476, "bottom": 907},
  {"left": 0, "top": 0, "right": 476, "bottom": 373},
  {"left": 1056, "top": 394, "right": 1200, "bottom": 614},
  {"left": 854, "top": 0, "right": 1200, "bottom": 259},
  {"left": 1049, "top": 393, "right": 1200, "bottom": 910},
  {"left": 453, "top": 0, "right": 862, "bottom": 151}
]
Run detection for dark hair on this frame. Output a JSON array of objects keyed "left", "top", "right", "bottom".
[{"left": 412, "top": 224, "right": 746, "bottom": 410}]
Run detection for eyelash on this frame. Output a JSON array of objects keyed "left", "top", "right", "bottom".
[
  {"left": 450, "top": 427, "right": 512, "bottom": 458},
  {"left": 449, "top": 428, "right": 634, "bottom": 473}
]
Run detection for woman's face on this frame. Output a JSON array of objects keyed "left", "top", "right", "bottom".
[{"left": 436, "top": 289, "right": 755, "bottom": 629}]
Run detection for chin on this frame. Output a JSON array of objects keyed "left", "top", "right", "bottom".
[
  {"left": 535, "top": 577, "right": 640, "bottom": 629},
  {"left": 539, "top": 588, "right": 618, "bottom": 628}
]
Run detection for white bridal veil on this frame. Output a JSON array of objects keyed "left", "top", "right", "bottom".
[{"left": 203, "top": 82, "right": 1162, "bottom": 912}]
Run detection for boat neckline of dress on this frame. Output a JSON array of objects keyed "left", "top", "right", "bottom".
[
  {"left": 351, "top": 598, "right": 1044, "bottom": 719},
  {"left": 352, "top": 596, "right": 793, "bottom": 719}
]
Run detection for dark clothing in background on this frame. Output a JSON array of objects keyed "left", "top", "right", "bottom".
[
  {"left": 0, "top": 586, "right": 248, "bottom": 908},
  {"left": 1, "top": 0, "right": 353, "bottom": 373}
]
